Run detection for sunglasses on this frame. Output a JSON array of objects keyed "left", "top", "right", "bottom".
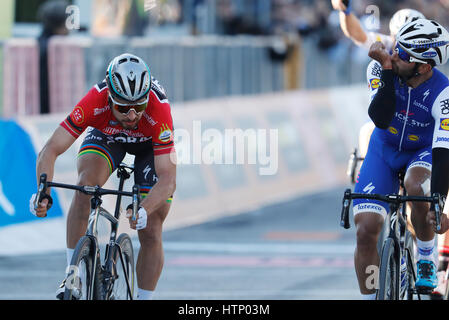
[
  {"left": 394, "top": 44, "right": 428, "bottom": 64},
  {"left": 109, "top": 94, "right": 149, "bottom": 115}
]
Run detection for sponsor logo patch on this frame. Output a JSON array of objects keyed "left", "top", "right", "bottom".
[
  {"left": 436, "top": 136, "right": 449, "bottom": 143},
  {"left": 440, "top": 118, "right": 449, "bottom": 131},
  {"left": 441, "top": 99, "right": 449, "bottom": 115},
  {"left": 72, "top": 106, "right": 85, "bottom": 125},
  {"left": 159, "top": 124, "right": 173, "bottom": 143},
  {"left": 388, "top": 127, "right": 398, "bottom": 135},
  {"left": 422, "top": 52, "right": 437, "bottom": 58},
  {"left": 408, "top": 134, "right": 419, "bottom": 142},
  {"left": 370, "top": 78, "right": 384, "bottom": 90}
]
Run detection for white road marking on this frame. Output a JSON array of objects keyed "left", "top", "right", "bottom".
[{"left": 134, "top": 240, "right": 355, "bottom": 255}]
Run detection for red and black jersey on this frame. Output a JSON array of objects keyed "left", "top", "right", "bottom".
[{"left": 61, "top": 78, "right": 175, "bottom": 156}]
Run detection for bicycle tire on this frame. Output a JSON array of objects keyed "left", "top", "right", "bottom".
[
  {"left": 443, "top": 269, "right": 449, "bottom": 300},
  {"left": 108, "top": 233, "right": 135, "bottom": 300},
  {"left": 403, "top": 231, "right": 416, "bottom": 300},
  {"left": 377, "top": 238, "right": 399, "bottom": 300},
  {"left": 63, "top": 236, "right": 103, "bottom": 300}
]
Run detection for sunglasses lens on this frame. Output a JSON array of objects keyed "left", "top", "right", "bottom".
[
  {"left": 134, "top": 103, "right": 147, "bottom": 113},
  {"left": 115, "top": 102, "right": 147, "bottom": 115},
  {"left": 396, "top": 45, "right": 410, "bottom": 62}
]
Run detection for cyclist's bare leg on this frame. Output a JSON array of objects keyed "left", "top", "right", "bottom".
[
  {"left": 136, "top": 202, "right": 171, "bottom": 291},
  {"left": 66, "top": 153, "right": 111, "bottom": 248},
  {"left": 354, "top": 212, "right": 384, "bottom": 294},
  {"left": 404, "top": 166, "right": 433, "bottom": 242}
]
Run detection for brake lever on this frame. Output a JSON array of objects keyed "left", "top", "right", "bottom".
[
  {"left": 34, "top": 174, "right": 48, "bottom": 210},
  {"left": 132, "top": 185, "right": 140, "bottom": 221}
]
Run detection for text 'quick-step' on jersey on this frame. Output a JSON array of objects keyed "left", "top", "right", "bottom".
[{"left": 366, "top": 60, "right": 449, "bottom": 152}]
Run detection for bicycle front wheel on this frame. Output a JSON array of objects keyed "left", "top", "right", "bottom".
[
  {"left": 64, "top": 236, "right": 103, "bottom": 300},
  {"left": 377, "top": 238, "right": 399, "bottom": 300},
  {"left": 109, "top": 233, "right": 135, "bottom": 300},
  {"left": 403, "top": 231, "right": 416, "bottom": 300}
]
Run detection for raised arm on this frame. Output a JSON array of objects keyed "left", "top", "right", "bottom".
[{"left": 331, "top": 0, "right": 368, "bottom": 45}]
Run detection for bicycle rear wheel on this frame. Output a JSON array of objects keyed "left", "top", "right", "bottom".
[
  {"left": 377, "top": 238, "right": 399, "bottom": 300},
  {"left": 64, "top": 236, "right": 103, "bottom": 300},
  {"left": 109, "top": 233, "right": 135, "bottom": 300}
]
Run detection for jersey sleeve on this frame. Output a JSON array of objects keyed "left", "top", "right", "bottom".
[
  {"left": 150, "top": 92, "right": 175, "bottom": 156},
  {"left": 366, "top": 60, "right": 383, "bottom": 101},
  {"left": 60, "top": 82, "right": 108, "bottom": 138},
  {"left": 432, "top": 86, "right": 449, "bottom": 149}
]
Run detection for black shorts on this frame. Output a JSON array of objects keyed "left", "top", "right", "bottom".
[{"left": 79, "top": 128, "right": 165, "bottom": 199}]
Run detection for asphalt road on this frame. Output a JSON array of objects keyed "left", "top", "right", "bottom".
[{"left": 0, "top": 187, "right": 361, "bottom": 300}]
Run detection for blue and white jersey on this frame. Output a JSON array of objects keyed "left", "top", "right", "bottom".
[{"left": 366, "top": 60, "right": 449, "bottom": 151}]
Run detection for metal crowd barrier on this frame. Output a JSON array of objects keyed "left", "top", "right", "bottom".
[
  {"left": 2, "top": 38, "right": 40, "bottom": 117},
  {"left": 51, "top": 35, "right": 286, "bottom": 113},
  {"left": 84, "top": 36, "right": 285, "bottom": 104},
  {"left": 4, "top": 34, "right": 449, "bottom": 117}
]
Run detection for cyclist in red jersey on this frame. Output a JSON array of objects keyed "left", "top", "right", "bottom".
[{"left": 30, "top": 53, "right": 177, "bottom": 300}]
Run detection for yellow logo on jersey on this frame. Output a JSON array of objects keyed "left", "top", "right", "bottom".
[
  {"left": 159, "top": 124, "right": 173, "bottom": 143},
  {"left": 440, "top": 119, "right": 449, "bottom": 131},
  {"left": 370, "top": 78, "right": 384, "bottom": 90},
  {"left": 408, "top": 135, "right": 419, "bottom": 142},
  {"left": 388, "top": 127, "right": 398, "bottom": 135}
]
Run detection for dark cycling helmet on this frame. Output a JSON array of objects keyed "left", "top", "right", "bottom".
[
  {"left": 396, "top": 18, "right": 449, "bottom": 66},
  {"left": 106, "top": 53, "right": 151, "bottom": 103}
]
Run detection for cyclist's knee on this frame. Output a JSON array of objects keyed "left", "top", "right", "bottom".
[
  {"left": 76, "top": 171, "right": 107, "bottom": 188},
  {"left": 404, "top": 177, "right": 428, "bottom": 196},
  {"left": 138, "top": 206, "right": 168, "bottom": 246},
  {"left": 138, "top": 225, "right": 162, "bottom": 247},
  {"left": 404, "top": 167, "right": 431, "bottom": 196},
  {"left": 355, "top": 214, "right": 383, "bottom": 249}
]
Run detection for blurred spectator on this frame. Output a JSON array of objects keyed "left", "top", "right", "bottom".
[
  {"left": 91, "top": 0, "right": 131, "bottom": 37},
  {"left": 37, "top": 0, "right": 69, "bottom": 114},
  {"left": 216, "top": 0, "right": 268, "bottom": 35},
  {"left": 123, "top": 0, "right": 149, "bottom": 36}
]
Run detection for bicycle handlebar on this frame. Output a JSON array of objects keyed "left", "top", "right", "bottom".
[
  {"left": 34, "top": 173, "right": 141, "bottom": 221},
  {"left": 340, "top": 189, "right": 443, "bottom": 231}
]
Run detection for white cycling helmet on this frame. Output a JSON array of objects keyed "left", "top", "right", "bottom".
[
  {"left": 106, "top": 53, "right": 151, "bottom": 103},
  {"left": 389, "top": 8, "right": 425, "bottom": 37},
  {"left": 396, "top": 18, "right": 449, "bottom": 66}
]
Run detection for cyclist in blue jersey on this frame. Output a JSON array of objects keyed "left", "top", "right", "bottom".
[
  {"left": 331, "top": 0, "right": 425, "bottom": 158},
  {"left": 353, "top": 18, "right": 449, "bottom": 300}
]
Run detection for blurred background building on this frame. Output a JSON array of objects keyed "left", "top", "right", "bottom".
[{"left": 1, "top": 0, "right": 449, "bottom": 116}]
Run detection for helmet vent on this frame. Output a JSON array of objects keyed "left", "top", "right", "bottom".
[
  {"left": 130, "top": 57, "right": 139, "bottom": 63},
  {"left": 118, "top": 58, "right": 128, "bottom": 64},
  {"left": 129, "top": 78, "right": 136, "bottom": 96},
  {"left": 138, "top": 72, "right": 147, "bottom": 94}
]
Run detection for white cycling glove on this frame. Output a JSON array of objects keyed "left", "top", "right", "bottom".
[
  {"left": 29, "top": 193, "right": 38, "bottom": 216},
  {"left": 29, "top": 193, "right": 52, "bottom": 216},
  {"left": 127, "top": 207, "right": 148, "bottom": 230}
]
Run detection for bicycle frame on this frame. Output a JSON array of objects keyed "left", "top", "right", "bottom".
[
  {"left": 83, "top": 166, "right": 135, "bottom": 299},
  {"left": 35, "top": 164, "right": 139, "bottom": 300},
  {"left": 340, "top": 187, "right": 444, "bottom": 299}
]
